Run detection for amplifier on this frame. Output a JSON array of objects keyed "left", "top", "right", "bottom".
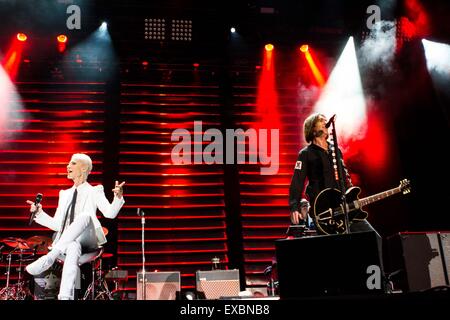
[
  {"left": 196, "top": 269, "right": 240, "bottom": 299},
  {"left": 275, "top": 231, "right": 384, "bottom": 298},
  {"left": 387, "top": 232, "right": 450, "bottom": 292},
  {"left": 136, "top": 271, "right": 180, "bottom": 300}
]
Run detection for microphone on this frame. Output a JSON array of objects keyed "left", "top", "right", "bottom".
[
  {"left": 137, "top": 208, "right": 145, "bottom": 217},
  {"left": 28, "top": 193, "right": 43, "bottom": 226},
  {"left": 325, "top": 114, "right": 336, "bottom": 128}
]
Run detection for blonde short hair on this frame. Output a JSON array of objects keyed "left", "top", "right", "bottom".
[{"left": 72, "top": 153, "right": 93, "bottom": 177}]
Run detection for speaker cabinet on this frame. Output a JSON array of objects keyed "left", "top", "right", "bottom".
[
  {"left": 195, "top": 270, "right": 240, "bottom": 299},
  {"left": 136, "top": 271, "right": 180, "bottom": 300},
  {"left": 275, "top": 231, "right": 384, "bottom": 298},
  {"left": 387, "top": 232, "right": 450, "bottom": 292}
]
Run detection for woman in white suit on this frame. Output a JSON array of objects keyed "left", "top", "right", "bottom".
[{"left": 25, "top": 153, "right": 125, "bottom": 300}]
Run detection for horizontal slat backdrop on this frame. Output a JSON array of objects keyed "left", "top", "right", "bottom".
[
  {"left": 0, "top": 81, "right": 106, "bottom": 284},
  {"left": 118, "top": 67, "right": 227, "bottom": 290},
  {"left": 231, "top": 70, "right": 306, "bottom": 290},
  {"left": 0, "top": 65, "right": 304, "bottom": 295}
]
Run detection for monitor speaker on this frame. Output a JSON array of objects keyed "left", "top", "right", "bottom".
[
  {"left": 195, "top": 269, "right": 240, "bottom": 299},
  {"left": 136, "top": 271, "right": 180, "bottom": 300},
  {"left": 387, "top": 232, "right": 450, "bottom": 292},
  {"left": 275, "top": 231, "right": 384, "bottom": 298}
]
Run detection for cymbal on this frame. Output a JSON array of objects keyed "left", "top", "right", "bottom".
[
  {"left": 26, "top": 236, "right": 53, "bottom": 253},
  {"left": 2, "top": 237, "right": 30, "bottom": 250}
]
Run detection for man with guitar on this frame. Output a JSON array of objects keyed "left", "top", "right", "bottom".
[{"left": 288, "top": 113, "right": 379, "bottom": 236}]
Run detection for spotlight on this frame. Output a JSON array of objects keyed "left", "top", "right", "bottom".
[
  {"left": 100, "top": 22, "right": 108, "bottom": 31},
  {"left": 184, "top": 291, "right": 196, "bottom": 300},
  {"left": 144, "top": 18, "right": 166, "bottom": 40},
  {"left": 265, "top": 44, "right": 274, "bottom": 51},
  {"left": 57, "top": 34, "right": 68, "bottom": 43},
  {"left": 193, "top": 63, "right": 199, "bottom": 68},
  {"left": 171, "top": 19, "right": 192, "bottom": 42},
  {"left": 16, "top": 33, "right": 27, "bottom": 42},
  {"left": 300, "top": 44, "right": 309, "bottom": 53},
  {"left": 230, "top": 27, "right": 236, "bottom": 33}
]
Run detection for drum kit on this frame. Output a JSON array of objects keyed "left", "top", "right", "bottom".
[
  {"left": 0, "top": 235, "right": 51, "bottom": 300},
  {"left": 0, "top": 234, "right": 126, "bottom": 300}
]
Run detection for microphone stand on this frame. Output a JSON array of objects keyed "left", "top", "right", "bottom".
[
  {"left": 137, "top": 208, "right": 146, "bottom": 300},
  {"left": 329, "top": 118, "right": 350, "bottom": 234}
]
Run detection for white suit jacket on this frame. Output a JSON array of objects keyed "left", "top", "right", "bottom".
[{"left": 34, "top": 182, "right": 125, "bottom": 246}]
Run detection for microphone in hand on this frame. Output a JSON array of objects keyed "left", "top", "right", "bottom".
[{"left": 28, "top": 193, "right": 43, "bottom": 226}]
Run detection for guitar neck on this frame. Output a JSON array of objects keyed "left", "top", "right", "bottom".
[{"left": 359, "top": 186, "right": 402, "bottom": 207}]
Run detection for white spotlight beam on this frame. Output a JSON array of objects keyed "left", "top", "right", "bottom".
[
  {"left": 422, "top": 39, "right": 450, "bottom": 77},
  {"left": 314, "top": 37, "right": 366, "bottom": 141}
]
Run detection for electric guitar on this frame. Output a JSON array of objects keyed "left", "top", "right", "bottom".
[{"left": 313, "top": 179, "right": 411, "bottom": 235}]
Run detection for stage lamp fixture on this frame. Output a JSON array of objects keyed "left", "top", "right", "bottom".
[
  {"left": 230, "top": 27, "right": 236, "bottom": 33},
  {"left": 17, "top": 33, "right": 27, "bottom": 42},
  {"left": 144, "top": 18, "right": 166, "bottom": 40},
  {"left": 265, "top": 44, "right": 274, "bottom": 51},
  {"left": 57, "top": 34, "right": 68, "bottom": 43},
  {"left": 171, "top": 19, "right": 192, "bottom": 41},
  {"left": 300, "top": 44, "right": 309, "bottom": 53}
]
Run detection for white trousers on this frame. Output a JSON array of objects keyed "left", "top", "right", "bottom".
[{"left": 52, "top": 215, "right": 98, "bottom": 300}]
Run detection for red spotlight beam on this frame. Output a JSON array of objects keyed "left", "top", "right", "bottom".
[
  {"left": 304, "top": 51, "right": 325, "bottom": 87},
  {"left": 2, "top": 36, "right": 26, "bottom": 81}
]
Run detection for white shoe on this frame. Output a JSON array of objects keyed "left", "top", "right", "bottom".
[{"left": 26, "top": 255, "right": 55, "bottom": 275}]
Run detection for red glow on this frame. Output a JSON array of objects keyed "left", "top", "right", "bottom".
[
  {"left": 402, "top": 0, "right": 430, "bottom": 38},
  {"left": 361, "top": 111, "right": 389, "bottom": 172},
  {"left": 16, "top": 33, "right": 27, "bottom": 42},
  {"left": 193, "top": 63, "right": 200, "bottom": 68},
  {"left": 142, "top": 61, "right": 149, "bottom": 66},
  {"left": 342, "top": 109, "right": 390, "bottom": 181}
]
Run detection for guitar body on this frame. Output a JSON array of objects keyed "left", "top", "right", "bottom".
[{"left": 313, "top": 187, "right": 368, "bottom": 235}]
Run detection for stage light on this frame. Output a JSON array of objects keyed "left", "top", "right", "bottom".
[
  {"left": 16, "top": 33, "right": 27, "bottom": 42},
  {"left": 57, "top": 34, "right": 68, "bottom": 43},
  {"left": 184, "top": 291, "right": 196, "bottom": 300},
  {"left": 100, "top": 22, "right": 108, "bottom": 30},
  {"left": 144, "top": 18, "right": 166, "bottom": 40},
  {"left": 171, "top": 19, "right": 192, "bottom": 41},
  {"left": 265, "top": 44, "right": 274, "bottom": 51},
  {"left": 300, "top": 44, "right": 309, "bottom": 53},
  {"left": 230, "top": 27, "right": 236, "bottom": 33},
  {"left": 422, "top": 39, "right": 450, "bottom": 76},
  {"left": 142, "top": 60, "right": 149, "bottom": 66},
  {"left": 193, "top": 63, "right": 199, "bottom": 68}
]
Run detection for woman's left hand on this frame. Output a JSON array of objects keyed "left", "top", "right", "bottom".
[{"left": 112, "top": 180, "right": 125, "bottom": 199}]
